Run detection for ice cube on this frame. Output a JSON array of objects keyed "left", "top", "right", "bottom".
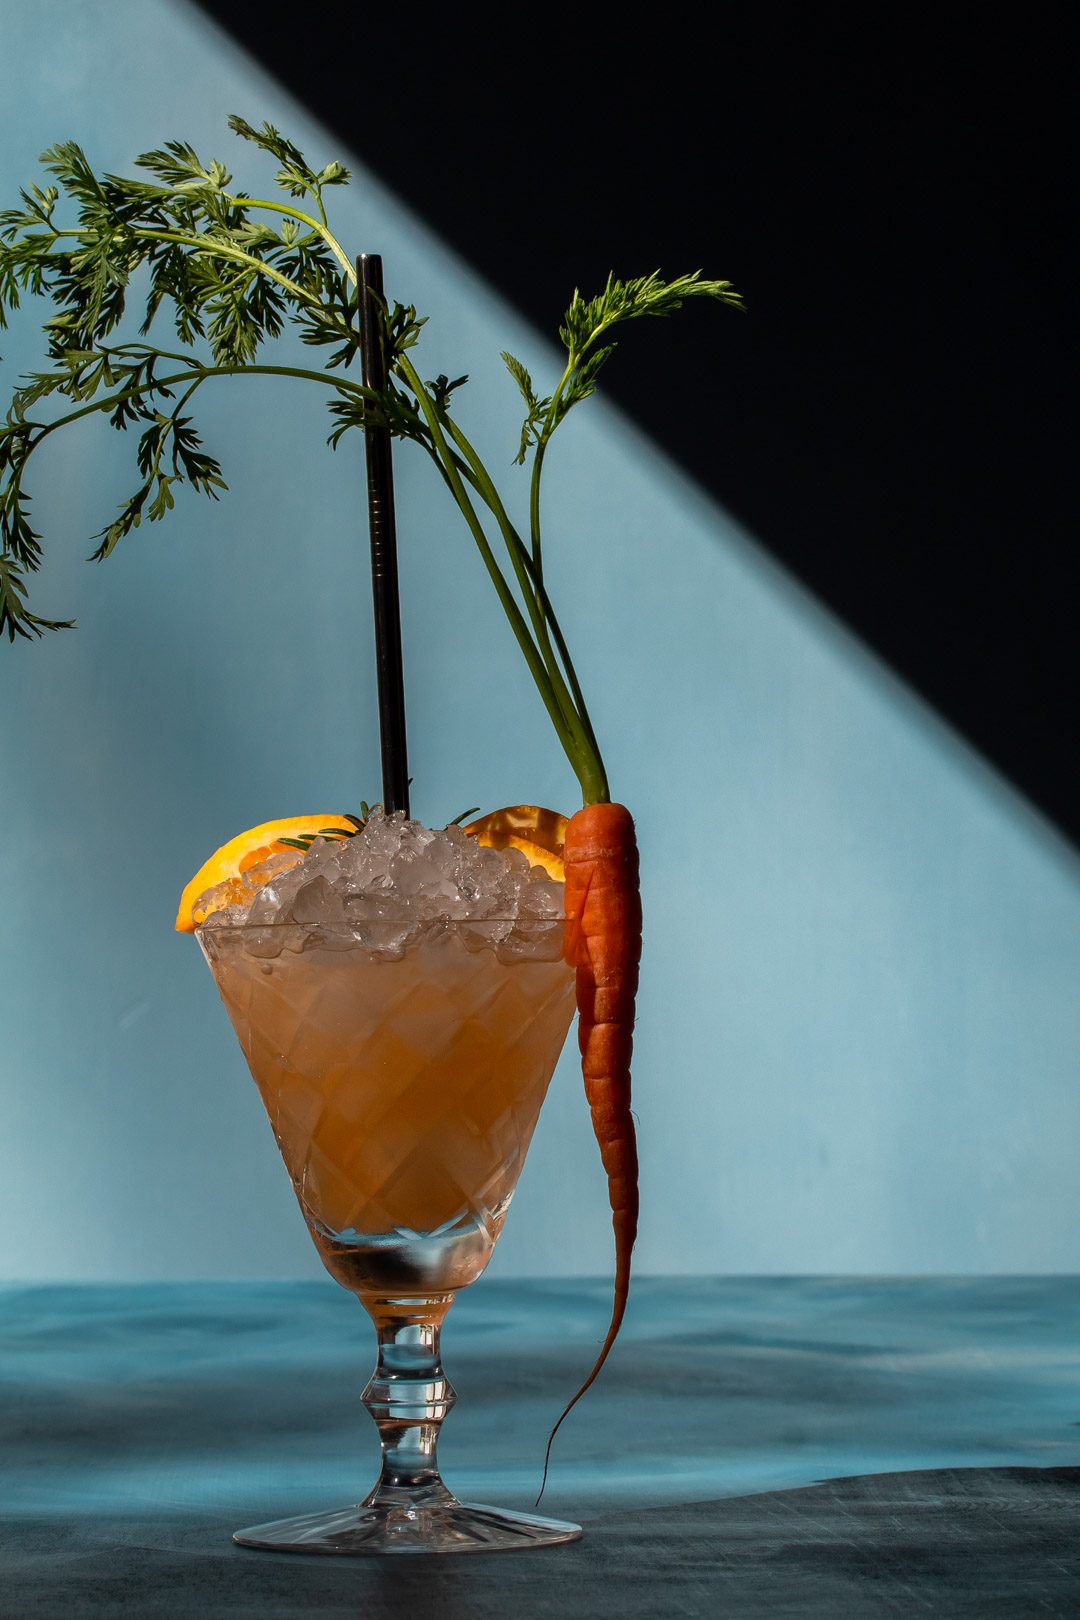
[{"left": 196, "top": 807, "right": 567, "bottom": 961}]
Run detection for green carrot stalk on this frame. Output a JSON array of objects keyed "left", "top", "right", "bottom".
[{"left": 0, "top": 116, "right": 742, "bottom": 802}]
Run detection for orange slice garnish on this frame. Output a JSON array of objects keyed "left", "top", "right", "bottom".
[
  {"left": 462, "top": 805, "right": 568, "bottom": 882},
  {"left": 176, "top": 815, "right": 358, "bottom": 933}
]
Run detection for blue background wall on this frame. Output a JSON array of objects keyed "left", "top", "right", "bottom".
[{"left": 2, "top": 0, "right": 1078, "bottom": 1282}]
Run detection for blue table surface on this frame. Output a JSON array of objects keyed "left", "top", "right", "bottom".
[{"left": 3, "top": 1276, "right": 1080, "bottom": 1616}]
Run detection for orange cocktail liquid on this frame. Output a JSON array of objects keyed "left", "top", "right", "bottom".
[{"left": 202, "top": 925, "right": 575, "bottom": 1297}]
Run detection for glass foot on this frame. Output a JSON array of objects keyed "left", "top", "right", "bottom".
[{"left": 233, "top": 1498, "right": 582, "bottom": 1556}]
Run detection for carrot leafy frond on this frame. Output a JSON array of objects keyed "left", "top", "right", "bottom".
[{"left": 0, "top": 121, "right": 742, "bottom": 807}]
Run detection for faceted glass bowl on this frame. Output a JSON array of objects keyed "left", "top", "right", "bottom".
[{"left": 200, "top": 917, "right": 581, "bottom": 1554}]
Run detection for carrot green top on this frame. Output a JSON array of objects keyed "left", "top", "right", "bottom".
[{"left": 0, "top": 117, "right": 742, "bottom": 805}]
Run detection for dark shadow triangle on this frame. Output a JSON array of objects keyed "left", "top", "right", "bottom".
[{"left": 198, "top": 7, "right": 1079, "bottom": 844}]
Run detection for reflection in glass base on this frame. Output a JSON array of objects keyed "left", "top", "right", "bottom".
[{"left": 233, "top": 1494, "right": 582, "bottom": 1556}]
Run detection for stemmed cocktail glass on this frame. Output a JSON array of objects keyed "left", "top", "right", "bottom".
[{"left": 199, "top": 911, "right": 580, "bottom": 1554}]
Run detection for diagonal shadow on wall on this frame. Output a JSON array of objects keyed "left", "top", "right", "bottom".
[{"left": 198, "top": 5, "right": 1078, "bottom": 844}]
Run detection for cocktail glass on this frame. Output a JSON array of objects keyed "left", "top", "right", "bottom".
[{"left": 198, "top": 913, "right": 580, "bottom": 1554}]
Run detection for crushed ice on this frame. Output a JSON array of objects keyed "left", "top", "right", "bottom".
[{"left": 195, "top": 810, "right": 565, "bottom": 961}]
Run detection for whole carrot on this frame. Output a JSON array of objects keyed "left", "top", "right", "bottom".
[{"left": 541, "top": 800, "right": 641, "bottom": 1489}]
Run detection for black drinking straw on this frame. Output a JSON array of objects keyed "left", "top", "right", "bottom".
[{"left": 358, "top": 254, "right": 410, "bottom": 817}]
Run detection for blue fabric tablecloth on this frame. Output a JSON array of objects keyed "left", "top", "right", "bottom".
[{"left": 3, "top": 1277, "right": 1080, "bottom": 1615}]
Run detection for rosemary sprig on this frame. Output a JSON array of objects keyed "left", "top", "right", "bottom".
[
  {"left": 276, "top": 826, "right": 359, "bottom": 853},
  {"left": 0, "top": 119, "right": 741, "bottom": 804}
]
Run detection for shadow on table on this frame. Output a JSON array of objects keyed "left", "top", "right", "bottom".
[{"left": 3, "top": 1465, "right": 1080, "bottom": 1618}]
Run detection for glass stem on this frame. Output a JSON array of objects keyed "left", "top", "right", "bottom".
[{"left": 361, "top": 1296, "right": 457, "bottom": 1507}]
